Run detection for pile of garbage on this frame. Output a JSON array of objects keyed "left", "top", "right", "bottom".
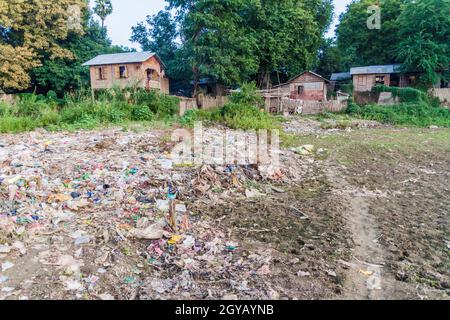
[{"left": 0, "top": 128, "right": 313, "bottom": 300}]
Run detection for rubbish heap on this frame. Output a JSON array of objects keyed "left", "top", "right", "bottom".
[{"left": 0, "top": 128, "right": 318, "bottom": 300}]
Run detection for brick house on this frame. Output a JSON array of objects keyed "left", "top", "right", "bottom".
[
  {"left": 271, "top": 71, "right": 330, "bottom": 101},
  {"left": 82, "top": 51, "right": 169, "bottom": 93}
]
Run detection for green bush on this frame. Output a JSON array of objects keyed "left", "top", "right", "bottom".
[
  {"left": 229, "top": 82, "right": 264, "bottom": 107},
  {"left": 372, "top": 85, "right": 440, "bottom": 107},
  {"left": 346, "top": 101, "right": 362, "bottom": 114},
  {"left": 221, "top": 103, "right": 276, "bottom": 130},
  {"left": 348, "top": 101, "right": 450, "bottom": 127},
  {"left": 0, "top": 88, "right": 180, "bottom": 133},
  {"left": 38, "top": 109, "right": 61, "bottom": 127},
  {"left": 131, "top": 105, "right": 154, "bottom": 121},
  {"left": 0, "top": 116, "right": 37, "bottom": 133}
]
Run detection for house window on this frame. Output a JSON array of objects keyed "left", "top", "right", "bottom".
[
  {"left": 119, "top": 66, "right": 128, "bottom": 79},
  {"left": 146, "top": 69, "right": 154, "bottom": 80},
  {"left": 96, "top": 67, "right": 107, "bottom": 80},
  {"left": 375, "top": 76, "right": 385, "bottom": 85},
  {"left": 297, "top": 85, "right": 304, "bottom": 95},
  {"left": 358, "top": 76, "right": 365, "bottom": 86}
]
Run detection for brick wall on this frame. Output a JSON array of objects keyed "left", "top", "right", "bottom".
[{"left": 89, "top": 56, "right": 169, "bottom": 92}]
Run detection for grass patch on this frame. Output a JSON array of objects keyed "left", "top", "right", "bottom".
[
  {"left": 0, "top": 88, "right": 180, "bottom": 133},
  {"left": 345, "top": 86, "right": 450, "bottom": 127},
  {"left": 347, "top": 102, "right": 450, "bottom": 127}
]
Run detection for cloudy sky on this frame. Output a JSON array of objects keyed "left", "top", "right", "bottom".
[{"left": 90, "top": 0, "right": 352, "bottom": 49}]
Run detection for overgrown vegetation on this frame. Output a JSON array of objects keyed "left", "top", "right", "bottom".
[
  {"left": 0, "top": 88, "right": 179, "bottom": 133},
  {"left": 179, "top": 83, "right": 277, "bottom": 130},
  {"left": 372, "top": 85, "right": 440, "bottom": 106},
  {"left": 346, "top": 86, "right": 450, "bottom": 127}
]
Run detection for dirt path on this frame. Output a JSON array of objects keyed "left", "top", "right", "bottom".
[{"left": 325, "top": 160, "right": 397, "bottom": 300}]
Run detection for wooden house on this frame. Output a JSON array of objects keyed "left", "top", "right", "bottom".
[
  {"left": 82, "top": 52, "right": 169, "bottom": 93},
  {"left": 350, "top": 64, "right": 419, "bottom": 92},
  {"left": 270, "top": 71, "right": 330, "bottom": 101}
]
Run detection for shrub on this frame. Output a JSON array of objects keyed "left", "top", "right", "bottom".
[
  {"left": 346, "top": 101, "right": 362, "bottom": 114},
  {"left": 229, "top": 82, "right": 264, "bottom": 107},
  {"left": 348, "top": 101, "right": 450, "bottom": 127},
  {"left": 131, "top": 105, "right": 154, "bottom": 121},
  {"left": 38, "top": 109, "right": 61, "bottom": 127},
  {"left": 221, "top": 103, "right": 276, "bottom": 130},
  {"left": 0, "top": 116, "right": 37, "bottom": 133},
  {"left": 372, "top": 85, "right": 440, "bottom": 107}
]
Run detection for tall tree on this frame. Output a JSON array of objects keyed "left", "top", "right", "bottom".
[
  {"left": 130, "top": 11, "right": 182, "bottom": 79},
  {"left": 0, "top": 0, "right": 86, "bottom": 91},
  {"left": 93, "top": 0, "right": 113, "bottom": 30},
  {"left": 247, "top": 0, "right": 333, "bottom": 86},
  {"left": 31, "top": 8, "right": 125, "bottom": 94},
  {"left": 336, "top": 0, "right": 406, "bottom": 69},
  {"left": 167, "top": 0, "right": 259, "bottom": 94},
  {"left": 315, "top": 38, "right": 343, "bottom": 79},
  {"left": 396, "top": 0, "right": 450, "bottom": 86},
  {"left": 166, "top": 0, "right": 333, "bottom": 91}
]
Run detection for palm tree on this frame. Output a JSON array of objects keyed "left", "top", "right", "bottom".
[{"left": 93, "top": 0, "right": 113, "bottom": 30}]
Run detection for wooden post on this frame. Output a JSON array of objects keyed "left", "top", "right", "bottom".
[{"left": 91, "top": 86, "right": 95, "bottom": 103}]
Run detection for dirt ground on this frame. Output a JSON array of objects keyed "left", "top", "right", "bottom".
[{"left": 0, "top": 117, "right": 448, "bottom": 300}]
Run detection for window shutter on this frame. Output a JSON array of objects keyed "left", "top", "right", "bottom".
[
  {"left": 115, "top": 66, "right": 120, "bottom": 79},
  {"left": 95, "top": 68, "right": 100, "bottom": 80},
  {"left": 102, "top": 67, "right": 107, "bottom": 80},
  {"left": 124, "top": 66, "right": 128, "bottom": 78}
]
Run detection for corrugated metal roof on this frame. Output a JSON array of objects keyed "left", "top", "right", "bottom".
[
  {"left": 330, "top": 72, "right": 351, "bottom": 81},
  {"left": 350, "top": 64, "right": 402, "bottom": 75},
  {"left": 272, "top": 71, "right": 330, "bottom": 88},
  {"left": 82, "top": 51, "right": 156, "bottom": 66}
]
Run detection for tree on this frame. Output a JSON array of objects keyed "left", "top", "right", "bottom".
[
  {"left": 167, "top": 0, "right": 259, "bottom": 94},
  {"left": 315, "top": 38, "right": 343, "bottom": 79},
  {"left": 336, "top": 0, "right": 406, "bottom": 69},
  {"left": 247, "top": 0, "right": 333, "bottom": 87},
  {"left": 166, "top": 0, "right": 333, "bottom": 91},
  {"left": 30, "top": 8, "right": 125, "bottom": 94},
  {"left": 0, "top": 0, "right": 86, "bottom": 91},
  {"left": 93, "top": 0, "right": 113, "bottom": 30},
  {"left": 396, "top": 0, "right": 450, "bottom": 86},
  {"left": 131, "top": 11, "right": 182, "bottom": 79}
]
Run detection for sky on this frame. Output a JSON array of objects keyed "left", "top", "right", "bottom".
[{"left": 90, "top": 0, "right": 352, "bottom": 50}]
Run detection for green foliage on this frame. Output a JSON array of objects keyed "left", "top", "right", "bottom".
[
  {"left": 220, "top": 103, "right": 274, "bottom": 130},
  {"left": 131, "top": 105, "right": 155, "bottom": 121},
  {"left": 0, "top": 117, "right": 37, "bottom": 133},
  {"left": 336, "top": 0, "right": 405, "bottom": 69},
  {"left": 339, "top": 83, "right": 354, "bottom": 95},
  {"left": 163, "top": 0, "right": 333, "bottom": 89},
  {"left": 346, "top": 101, "right": 362, "bottom": 114},
  {"left": 315, "top": 38, "right": 343, "bottom": 79},
  {"left": 336, "top": 0, "right": 450, "bottom": 87},
  {"left": 93, "top": 0, "right": 113, "bottom": 29},
  {"left": 229, "top": 82, "right": 263, "bottom": 107},
  {"left": 346, "top": 101, "right": 450, "bottom": 127},
  {"left": 372, "top": 85, "right": 440, "bottom": 106},
  {"left": 0, "top": 88, "right": 180, "bottom": 133},
  {"left": 179, "top": 83, "right": 275, "bottom": 130},
  {"left": 179, "top": 108, "right": 222, "bottom": 127},
  {"left": 396, "top": 0, "right": 450, "bottom": 86},
  {"left": 131, "top": 11, "right": 182, "bottom": 80},
  {"left": 30, "top": 8, "right": 126, "bottom": 95},
  {"left": 179, "top": 102, "right": 276, "bottom": 131}
]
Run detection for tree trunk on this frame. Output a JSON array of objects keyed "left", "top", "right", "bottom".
[{"left": 258, "top": 71, "right": 271, "bottom": 90}]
